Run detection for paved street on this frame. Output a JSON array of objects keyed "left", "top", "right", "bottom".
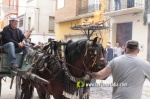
[
  {"left": 0, "top": 76, "right": 150, "bottom": 99},
  {"left": 90, "top": 76, "right": 150, "bottom": 99},
  {"left": 1, "top": 77, "right": 39, "bottom": 99}
]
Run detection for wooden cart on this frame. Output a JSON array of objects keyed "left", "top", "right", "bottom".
[{"left": 0, "top": 53, "right": 49, "bottom": 99}]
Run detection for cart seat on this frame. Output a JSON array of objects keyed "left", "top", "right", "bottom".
[{"left": 0, "top": 53, "right": 23, "bottom": 76}]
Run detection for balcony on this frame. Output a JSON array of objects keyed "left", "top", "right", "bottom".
[
  {"left": 104, "top": 0, "right": 144, "bottom": 17},
  {"left": 78, "top": 4, "right": 100, "bottom": 15}
]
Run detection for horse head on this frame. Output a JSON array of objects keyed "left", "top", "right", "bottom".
[
  {"left": 65, "top": 37, "right": 106, "bottom": 76},
  {"left": 65, "top": 37, "right": 105, "bottom": 74},
  {"left": 83, "top": 37, "right": 106, "bottom": 72}
]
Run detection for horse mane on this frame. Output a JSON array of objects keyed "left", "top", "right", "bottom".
[{"left": 65, "top": 39, "right": 87, "bottom": 64}]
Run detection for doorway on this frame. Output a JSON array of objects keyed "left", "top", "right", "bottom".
[{"left": 116, "top": 22, "right": 132, "bottom": 47}]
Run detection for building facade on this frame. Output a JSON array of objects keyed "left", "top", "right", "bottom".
[
  {"left": 55, "top": 0, "right": 109, "bottom": 45},
  {"left": 2, "top": 0, "right": 18, "bottom": 26},
  {"left": 104, "top": 0, "right": 147, "bottom": 59},
  {"left": 0, "top": 0, "right": 4, "bottom": 30},
  {"left": 25, "top": 0, "right": 55, "bottom": 43}
]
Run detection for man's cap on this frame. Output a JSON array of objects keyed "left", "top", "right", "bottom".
[
  {"left": 9, "top": 15, "right": 19, "bottom": 21},
  {"left": 106, "top": 43, "right": 111, "bottom": 46},
  {"left": 126, "top": 40, "right": 139, "bottom": 50}
]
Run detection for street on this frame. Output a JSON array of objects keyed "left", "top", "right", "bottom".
[
  {"left": 0, "top": 77, "right": 39, "bottom": 99},
  {"left": 1, "top": 76, "right": 150, "bottom": 99},
  {"left": 90, "top": 76, "right": 150, "bottom": 99}
]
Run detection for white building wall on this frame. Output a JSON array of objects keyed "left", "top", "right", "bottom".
[
  {"left": 17, "top": 0, "right": 26, "bottom": 32},
  {"left": 30, "top": 34, "right": 55, "bottom": 44},
  {"left": 37, "top": 0, "right": 55, "bottom": 34},
  {"left": 24, "top": 0, "right": 55, "bottom": 43},
  {"left": 17, "top": 15, "right": 25, "bottom": 32},
  {"left": 110, "top": 13, "right": 148, "bottom": 60},
  {"left": 18, "top": 0, "right": 26, "bottom": 16},
  {"left": 25, "top": 0, "right": 37, "bottom": 31}
]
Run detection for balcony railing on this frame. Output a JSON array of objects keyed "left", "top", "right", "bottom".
[
  {"left": 78, "top": 4, "right": 100, "bottom": 15},
  {"left": 107, "top": 0, "right": 144, "bottom": 12}
]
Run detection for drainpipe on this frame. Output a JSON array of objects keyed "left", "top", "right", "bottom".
[
  {"left": 36, "top": 8, "right": 40, "bottom": 33},
  {"left": 24, "top": 12, "right": 26, "bottom": 33}
]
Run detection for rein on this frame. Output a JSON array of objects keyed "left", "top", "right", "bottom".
[
  {"left": 83, "top": 40, "right": 103, "bottom": 69},
  {"left": 60, "top": 59, "right": 86, "bottom": 73},
  {"left": 91, "top": 55, "right": 97, "bottom": 68}
]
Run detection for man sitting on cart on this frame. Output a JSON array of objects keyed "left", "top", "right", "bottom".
[{"left": 2, "top": 15, "right": 29, "bottom": 69}]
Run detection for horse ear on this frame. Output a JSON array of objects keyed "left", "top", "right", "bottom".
[{"left": 93, "top": 37, "right": 98, "bottom": 45}]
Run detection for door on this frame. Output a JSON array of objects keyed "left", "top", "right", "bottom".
[{"left": 116, "top": 22, "right": 132, "bottom": 47}]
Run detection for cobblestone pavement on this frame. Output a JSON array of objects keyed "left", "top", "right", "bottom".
[
  {"left": 1, "top": 76, "right": 150, "bottom": 99},
  {"left": 89, "top": 76, "right": 150, "bottom": 99}
]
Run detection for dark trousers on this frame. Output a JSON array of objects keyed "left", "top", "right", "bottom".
[
  {"left": 127, "top": 0, "right": 134, "bottom": 8},
  {"left": 114, "top": 0, "right": 121, "bottom": 10}
]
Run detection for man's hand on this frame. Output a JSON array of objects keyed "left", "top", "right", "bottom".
[
  {"left": 92, "top": 72, "right": 100, "bottom": 79},
  {"left": 18, "top": 41, "right": 26, "bottom": 48},
  {"left": 22, "top": 41, "right": 26, "bottom": 46},
  {"left": 92, "top": 67, "right": 112, "bottom": 80},
  {"left": 18, "top": 42, "right": 23, "bottom": 48}
]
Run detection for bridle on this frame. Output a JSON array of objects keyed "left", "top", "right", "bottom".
[{"left": 83, "top": 40, "right": 105, "bottom": 71}]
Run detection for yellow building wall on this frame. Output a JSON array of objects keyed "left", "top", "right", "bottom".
[
  {"left": 55, "top": 19, "right": 82, "bottom": 40},
  {"left": 55, "top": 19, "right": 109, "bottom": 47},
  {"left": 1, "top": 20, "right": 4, "bottom": 29}
]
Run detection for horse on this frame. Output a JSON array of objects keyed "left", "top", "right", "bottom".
[{"left": 20, "top": 37, "right": 106, "bottom": 99}]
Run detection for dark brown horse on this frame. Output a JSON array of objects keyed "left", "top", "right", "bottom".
[{"left": 20, "top": 37, "right": 106, "bottom": 99}]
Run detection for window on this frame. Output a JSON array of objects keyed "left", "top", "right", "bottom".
[
  {"left": 57, "top": 0, "right": 64, "bottom": 9},
  {"left": 49, "top": 16, "right": 55, "bottom": 32},
  {"left": 88, "top": 0, "right": 100, "bottom": 12},
  {"left": 19, "top": 18, "right": 23, "bottom": 27},
  {"left": 10, "top": 0, "right": 17, "bottom": 9}
]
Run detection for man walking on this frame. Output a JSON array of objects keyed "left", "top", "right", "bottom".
[
  {"left": 2, "top": 15, "right": 29, "bottom": 69},
  {"left": 92, "top": 40, "right": 150, "bottom": 99}
]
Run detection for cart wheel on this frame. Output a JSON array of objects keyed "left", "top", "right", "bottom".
[
  {"left": 37, "top": 89, "right": 50, "bottom": 99},
  {"left": 15, "top": 75, "right": 21, "bottom": 99}
]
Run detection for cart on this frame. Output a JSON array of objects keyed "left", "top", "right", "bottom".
[{"left": 0, "top": 52, "right": 49, "bottom": 99}]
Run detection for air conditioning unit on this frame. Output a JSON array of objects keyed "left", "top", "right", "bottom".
[{"left": 147, "top": 14, "right": 150, "bottom": 24}]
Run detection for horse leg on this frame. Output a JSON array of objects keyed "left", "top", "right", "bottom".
[
  {"left": 21, "top": 79, "right": 34, "bottom": 99},
  {"left": 51, "top": 80, "right": 65, "bottom": 99},
  {"left": 37, "top": 89, "right": 51, "bottom": 99},
  {"left": 35, "top": 79, "right": 64, "bottom": 99}
]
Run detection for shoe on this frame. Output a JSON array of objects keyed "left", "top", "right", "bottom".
[{"left": 10, "top": 63, "right": 19, "bottom": 69}]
